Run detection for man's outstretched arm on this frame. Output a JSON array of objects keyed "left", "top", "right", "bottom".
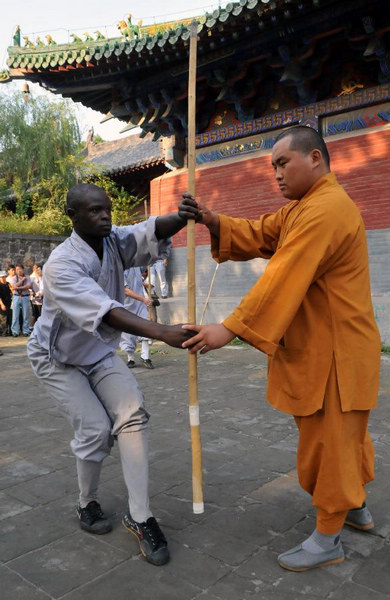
[
  {"left": 155, "top": 194, "right": 220, "bottom": 239},
  {"left": 103, "top": 307, "right": 195, "bottom": 349}
]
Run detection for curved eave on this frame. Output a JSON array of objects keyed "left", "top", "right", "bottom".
[
  {"left": 5, "top": 0, "right": 286, "bottom": 73},
  {"left": 96, "top": 158, "right": 165, "bottom": 176}
]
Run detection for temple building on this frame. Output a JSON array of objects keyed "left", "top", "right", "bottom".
[{"left": 2, "top": 0, "right": 390, "bottom": 341}]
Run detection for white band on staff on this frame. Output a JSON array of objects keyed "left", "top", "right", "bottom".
[
  {"left": 189, "top": 405, "right": 200, "bottom": 426},
  {"left": 193, "top": 502, "right": 204, "bottom": 514}
]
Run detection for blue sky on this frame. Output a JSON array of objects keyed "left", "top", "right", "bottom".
[{"left": 0, "top": 0, "right": 228, "bottom": 139}]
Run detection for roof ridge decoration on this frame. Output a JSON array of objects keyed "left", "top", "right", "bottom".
[{"left": 5, "top": 0, "right": 266, "bottom": 71}]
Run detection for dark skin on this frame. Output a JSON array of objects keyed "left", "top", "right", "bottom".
[{"left": 66, "top": 187, "right": 197, "bottom": 348}]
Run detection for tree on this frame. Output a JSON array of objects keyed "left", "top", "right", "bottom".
[
  {"left": 0, "top": 89, "right": 81, "bottom": 214},
  {"left": 0, "top": 88, "right": 143, "bottom": 235}
]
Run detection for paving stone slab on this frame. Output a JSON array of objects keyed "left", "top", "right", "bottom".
[
  {"left": 172, "top": 520, "right": 260, "bottom": 566},
  {"left": 328, "top": 581, "right": 390, "bottom": 600},
  {"left": 0, "top": 563, "right": 51, "bottom": 600},
  {"left": 8, "top": 532, "right": 130, "bottom": 597},
  {"left": 5, "top": 466, "right": 78, "bottom": 506},
  {"left": 352, "top": 543, "right": 390, "bottom": 595},
  {"left": 62, "top": 561, "right": 202, "bottom": 600},
  {"left": 0, "top": 497, "right": 76, "bottom": 562},
  {"left": 0, "top": 491, "right": 31, "bottom": 521},
  {"left": 205, "top": 502, "right": 299, "bottom": 544}
]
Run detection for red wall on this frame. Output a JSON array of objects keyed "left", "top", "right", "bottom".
[{"left": 150, "top": 128, "right": 390, "bottom": 247}]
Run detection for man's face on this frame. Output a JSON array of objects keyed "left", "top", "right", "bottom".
[
  {"left": 71, "top": 190, "right": 112, "bottom": 238},
  {"left": 15, "top": 266, "right": 24, "bottom": 278},
  {"left": 271, "top": 136, "right": 319, "bottom": 200},
  {"left": 0, "top": 276, "right": 6, "bottom": 284},
  {"left": 8, "top": 267, "right": 15, "bottom": 278}
]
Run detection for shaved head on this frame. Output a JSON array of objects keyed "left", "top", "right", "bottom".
[
  {"left": 274, "top": 126, "right": 330, "bottom": 169},
  {"left": 66, "top": 183, "right": 107, "bottom": 212}
]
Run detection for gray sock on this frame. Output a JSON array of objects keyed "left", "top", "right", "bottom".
[
  {"left": 117, "top": 429, "right": 152, "bottom": 523},
  {"left": 77, "top": 458, "right": 103, "bottom": 508},
  {"left": 301, "top": 529, "right": 341, "bottom": 554}
]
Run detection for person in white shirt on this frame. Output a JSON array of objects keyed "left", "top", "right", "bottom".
[
  {"left": 150, "top": 256, "right": 169, "bottom": 298},
  {"left": 120, "top": 267, "right": 155, "bottom": 369}
]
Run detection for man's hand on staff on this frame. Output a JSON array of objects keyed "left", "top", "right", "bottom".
[
  {"left": 180, "top": 194, "right": 220, "bottom": 236},
  {"left": 182, "top": 323, "right": 235, "bottom": 354},
  {"left": 160, "top": 324, "right": 199, "bottom": 349}
]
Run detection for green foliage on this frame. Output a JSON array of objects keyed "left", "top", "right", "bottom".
[
  {"left": 30, "top": 154, "right": 93, "bottom": 232},
  {"left": 382, "top": 345, "right": 390, "bottom": 354},
  {"left": 0, "top": 89, "right": 81, "bottom": 217},
  {"left": 0, "top": 89, "right": 144, "bottom": 234},
  {"left": 0, "top": 210, "right": 69, "bottom": 235},
  {"left": 228, "top": 337, "right": 247, "bottom": 346}
]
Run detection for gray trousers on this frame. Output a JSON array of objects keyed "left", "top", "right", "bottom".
[{"left": 27, "top": 337, "right": 152, "bottom": 522}]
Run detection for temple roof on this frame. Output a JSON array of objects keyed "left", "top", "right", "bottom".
[
  {"left": 85, "top": 133, "right": 163, "bottom": 175},
  {"left": 3, "top": 0, "right": 389, "bottom": 139}
]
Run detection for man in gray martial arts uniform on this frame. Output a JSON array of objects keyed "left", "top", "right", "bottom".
[{"left": 27, "top": 183, "right": 196, "bottom": 566}]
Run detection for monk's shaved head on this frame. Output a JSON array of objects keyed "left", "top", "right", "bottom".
[
  {"left": 274, "top": 126, "right": 330, "bottom": 169},
  {"left": 66, "top": 183, "right": 107, "bottom": 212}
]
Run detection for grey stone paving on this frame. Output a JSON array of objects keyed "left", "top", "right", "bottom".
[{"left": 0, "top": 336, "right": 389, "bottom": 600}]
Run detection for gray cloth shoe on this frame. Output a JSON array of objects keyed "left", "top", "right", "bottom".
[
  {"left": 278, "top": 541, "right": 344, "bottom": 572},
  {"left": 345, "top": 503, "right": 374, "bottom": 531}
]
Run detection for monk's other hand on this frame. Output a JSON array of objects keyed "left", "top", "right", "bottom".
[{"left": 182, "top": 323, "right": 236, "bottom": 354}]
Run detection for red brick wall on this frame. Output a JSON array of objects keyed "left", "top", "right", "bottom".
[{"left": 150, "top": 128, "right": 390, "bottom": 247}]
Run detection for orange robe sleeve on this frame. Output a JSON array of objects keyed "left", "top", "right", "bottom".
[{"left": 210, "top": 173, "right": 381, "bottom": 415}]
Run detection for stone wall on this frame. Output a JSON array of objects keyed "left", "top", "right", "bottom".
[{"left": 0, "top": 233, "right": 65, "bottom": 273}]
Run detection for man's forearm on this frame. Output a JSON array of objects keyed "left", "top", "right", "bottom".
[
  {"left": 205, "top": 213, "right": 220, "bottom": 239},
  {"left": 103, "top": 307, "right": 163, "bottom": 338},
  {"left": 155, "top": 213, "right": 187, "bottom": 239}
]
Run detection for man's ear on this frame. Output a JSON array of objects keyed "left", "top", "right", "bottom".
[
  {"left": 66, "top": 207, "right": 76, "bottom": 220},
  {"left": 311, "top": 148, "right": 322, "bottom": 168}
]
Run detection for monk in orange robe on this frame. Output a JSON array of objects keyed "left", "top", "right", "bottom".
[{"left": 181, "top": 125, "right": 381, "bottom": 571}]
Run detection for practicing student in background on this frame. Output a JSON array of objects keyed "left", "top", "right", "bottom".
[
  {"left": 182, "top": 126, "right": 381, "bottom": 572},
  {"left": 150, "top": 255, "right": 169, "bottom": 299},
  {"left": 120, "top": 266, "right": 155, "bottom": 369},
  {"left": 27, "top": 183, "right": 196, "bottom": 567}
]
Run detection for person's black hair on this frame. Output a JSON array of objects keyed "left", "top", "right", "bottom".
[
  {"left": 15, "top": 263, "right": 24, "bottom": 269},
  {"left": 7, "top": 264, "right": 15, "bottom": 270},
  {"left": 66, "top": 183, "right": 106, "bottom": 212},
  {"left": 274, "top": 125, "right": 330, "bottom": 169}
]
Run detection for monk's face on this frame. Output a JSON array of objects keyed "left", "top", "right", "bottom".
[
  {"left": 271, "top": 136, "right": 321, "bottom": 200},
  {"left": 71, "top": 189, "right": 112, "bottom": 239}
]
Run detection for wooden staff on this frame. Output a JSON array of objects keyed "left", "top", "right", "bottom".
[
  {"left": 144, "top": 198, "right": 154, "bottom": 321},
  {"left": 187, "top": 20, "right": 204, "bottom": 514}
]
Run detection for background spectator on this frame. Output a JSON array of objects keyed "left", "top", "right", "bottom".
[
  {"left": 30, "top": 264, "right": 44, "bottom": 325},
  {"left": 9, "top": 264, "right": 32, "bottom": 336},
  {"left": 0, "top": 270, "right": 12, "bottom": 336}
]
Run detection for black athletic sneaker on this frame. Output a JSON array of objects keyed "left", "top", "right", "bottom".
[
  {"left": 141, "top": 358, "right": 154, "bottom": 369},
  {"left": 122, "top": 512, "right": 169, "bottom": 566},
  {"left": 76, "top": 501, "right": 112, "bottom": 535}
]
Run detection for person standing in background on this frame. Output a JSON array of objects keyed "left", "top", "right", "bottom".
[
  {"left": 120, "top": 267, "right": 155, "bottom": 369},
  {"left": 0, "top": 270, "right": 12, "bottom": 336},
  {"left": 150, "top": 255, "right": 169, "bottom": 299},
  {"left": 9, "top": 264, "right": 32, "bottom": 337},
  {"left": 30, "top": 264, "right": 44, "bottom": 326}
]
